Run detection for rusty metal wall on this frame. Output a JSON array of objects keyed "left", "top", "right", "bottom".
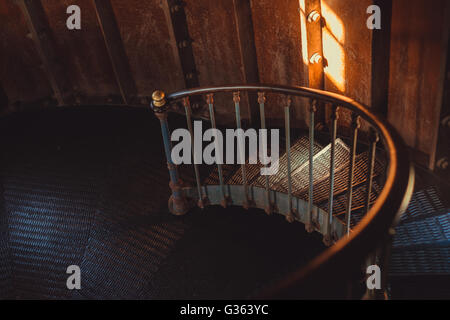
[
  {"left": 0, "top": 0, "right": 448, "bottom": 164},
  {"left": 252, "top": 0, "right": 308, "bottom": 126},
  {"left": 321, "top": 0, "right": 372, "bottom": 130},
  {"left": 0, "top": 0, "right": 53, "bottom": 110},
  {"left": 388, "top": 0, "right": 449, "bottom": 168},
  {"left": 43, "top": 0, "right": 118, "bottom": 101},
  {"left": 185, "top": 0, "right": 245, "bottom": 123},
  {"left": 110, "top": 0, "right": 184, "bottom": 96}
]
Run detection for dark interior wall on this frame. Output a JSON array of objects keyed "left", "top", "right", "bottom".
[
  {"left": 0, "top": 0, "right": 53, "bottom": 108},
  {"left": 111, "top": 0, "right": 184, "bottom": 95},
  {"left": 252, "top": 0, "right": 308, "bottom": 125},
  {"left": 388, "top": 0, "right": 449, "bottom": 168},
  {"left": 0, "top": 0, "right": 448, "bottom": 166},
  {"left": 185, "top": 0, "right": 247, "bottom": 122},
  {"left": 43, "top": 0, "right": 119, "bottom": 100}
]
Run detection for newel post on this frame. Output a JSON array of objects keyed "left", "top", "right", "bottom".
[{"left": 151, "top": 90, "right": 189, "bottom": 216}]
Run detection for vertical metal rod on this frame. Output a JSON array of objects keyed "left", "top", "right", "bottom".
[
  {"left": 234, "top": 91, "right": 249, "bottom": 207},
  {"left": 258, "top": 92, "right": 271, "bottom": 214},
  {"left": 326, "top": 105, "right": 338, "bottom": 243},
  {"left": 345, "top": 113, "right": 360, "bottom": 234},
  {"left": 183, "top": 97, "right": 205, "bottom": 208},
  {"left": 364, "top": 129, "right": 379, "bottom": 214},
  {"left": 285, "top": 97, "right": 293, "bottom": 215},
  {"left": 206, "top": 93, "right": 227, "bottom": 206},
  {"left": 307, "top": 100, "right": 317, "bottom": 231},
  {"left": 151, "top": 90, "right": 188, "bottom": 215}
]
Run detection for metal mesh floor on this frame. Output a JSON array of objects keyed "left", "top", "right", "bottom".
[{"left": 0, "top": 107, "right": 325, "bottom": 299}]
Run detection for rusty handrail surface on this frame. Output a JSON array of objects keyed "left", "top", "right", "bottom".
[{"left": 163, "top": 84, "right": 415, "bottom": 298}]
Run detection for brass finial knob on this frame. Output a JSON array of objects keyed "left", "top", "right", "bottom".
[
  {"left": 257, "top": 92, "right": 266, "bottom": 104},
  {"left": 152, "top": 90, "right": 166, "bottom": 107},
  {"left": 233, "top": 91, "right": 240, "bottom": 103}
]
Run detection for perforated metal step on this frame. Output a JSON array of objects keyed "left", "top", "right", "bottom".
[
  {"left": 391, "top": 185, "right": 450, "bottom": 277},
  {"left": 203, "top": 134, "right": 386, "bottom": 226}
]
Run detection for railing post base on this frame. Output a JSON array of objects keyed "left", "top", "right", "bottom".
[
  {"left": 220, "top": 196, "right": 232, "bottom": 208},
  {"left": 286, "top": 213, "right": 295, "bottom": 223},
  {"left": 286, "top": 208, "right": 298, "bottom": 223},
  {"left": 168, "top": 195, "right": 189, "bottom": 216},
  {"left": 168, "top": 178, "right": 189, "bottom": 216},
  {"left": 322, "top": 234, "right": 333, "bottom": 247},
  {"left": 197, "top": 197, "right": 209, "bottom": 209},
  {"left": 264, "top": 203, "right": 275, "bottom": 215},
  {"left": 305, "top": 222, "right": 315, "bottom": 233}
]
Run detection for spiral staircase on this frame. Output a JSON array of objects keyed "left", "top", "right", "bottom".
[{"left": 1, "top": 84, "right": 447, "bottom": 299}]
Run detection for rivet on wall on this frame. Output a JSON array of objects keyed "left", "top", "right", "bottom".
[
  {"left": 307, "top": 11, "right": 321, "bottom": 23},
  {"left": 309, "top": 53, "right": 323, "bottom": 64}
]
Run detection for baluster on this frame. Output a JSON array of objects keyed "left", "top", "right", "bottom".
[
  {"left": 234, "top": 91, "right": 250, "bottom": 208},
  {"left": 206, "top": 93, "right": 228, "bottom": 207},
  {"left": 285, "top": 97, "right": 294, "bottom": 222},
  {"left": 345, "top": 113, "right": 360, "bottom": 235},
  {"left": 151, "top": 90, "right": 189, "bottom": 215},
  {"left": 183, "top": 97, "right": 206, "bottom": 208},
  {"left": 363, "top": 128, "right": 379, "bottom": 214},
  {"left": 325, "top": 105, "right": 338, "bottom": 245},
  {"left": 258, "top": 92, "right": 272, "bottom": 215},
  {"left": 306, "top": 100, "right": 317, "bottom": 232}
]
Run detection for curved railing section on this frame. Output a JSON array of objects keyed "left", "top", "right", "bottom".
[{"left": 150, "top": 84, "right": 414, "bottom": 298}]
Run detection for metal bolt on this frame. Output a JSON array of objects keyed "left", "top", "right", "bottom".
[
  {"left": 309, "top": 53, "right": 322, "bottom": 64},
  {"left": 307, "top": 10, "right": 321, "bottom": 23},
  {"left": 436, "top": 157, "right": 449, "bottom": 170},
  {"left": 171, "top": 5, "right": 180, "bottom": 13},
  {"left": 178, "top": 40, "right": 189, "bottom": 48},
  {"left": 286, "top": 213, "right": 295, "bottom": 223},
  {"left": 441, "top": 115, "right": 450, "bottom": 128}
]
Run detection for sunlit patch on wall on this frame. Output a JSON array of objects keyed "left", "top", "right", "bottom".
[
  {"left": 321, "top": 1, "right": 346, "bottom": 92},
  {"left": 322, "top": 29, "right": 345, "bottom": 92},
  {"left": 321, "top": 2, "right": 345, "bottom": 43}
]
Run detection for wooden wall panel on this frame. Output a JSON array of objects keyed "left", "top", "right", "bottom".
[
  {"left": 185, "top": 1, "right": 242, "bottom": 86},
  {"left": 251, "top": 0, "right": 308, "bottom": 127},
  {"left": 185, "top": 0, "right": 244, "bottom": 123},
  {"left": 0, "top": 0, "right": 53, "bottom": 107},
  {"left": 0, "top": 0, "right": 447, "bottom": 166},
  {"left": 388, "top": 0, "right": 448, "bottom": 166},
  {"left": 110, "top": 0, "right": 184, "bottom": 96},
  {"left": 42, "top": 0, "right": 118, "bottom": 102}
]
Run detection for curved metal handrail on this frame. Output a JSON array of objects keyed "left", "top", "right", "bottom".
[{"left": 152, "top": 84, "right": 415, "bottom": 298}]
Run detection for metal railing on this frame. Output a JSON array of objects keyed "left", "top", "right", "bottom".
[{"left": 151, "top": 84, "right": 415, "bottom": 299}]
